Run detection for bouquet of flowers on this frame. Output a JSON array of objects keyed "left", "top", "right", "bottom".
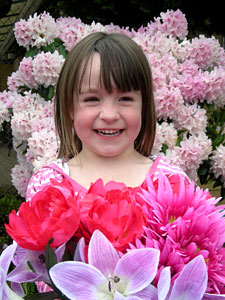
[
  {"left": 1, "top": 172, "right": 225, "bottom": 299},
  {"left": 0, "top": 9, "right": 225, "bottom": 198}
]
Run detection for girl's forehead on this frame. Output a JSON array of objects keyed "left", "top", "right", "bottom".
[
  {"left": 82, "top": 53, "right": 101, "bottom": 85},
  {"left": 79, "top": 53, "right": 116, "bottom": 92}
]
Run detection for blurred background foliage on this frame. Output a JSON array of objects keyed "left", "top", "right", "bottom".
[{"left": 47, "top": 0, "right": 225, "bottom": 38}]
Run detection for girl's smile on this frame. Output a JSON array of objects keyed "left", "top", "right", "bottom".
[{"left": 72, "top": 52, "right": 142, "bottom": 158}]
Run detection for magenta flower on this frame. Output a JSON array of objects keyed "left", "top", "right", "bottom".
[
  {"left": 136, "top": 172, "right": 225, "bottom": 294},
  {"left": 49, "top": 230, "right": 160, "bottom": 299}
]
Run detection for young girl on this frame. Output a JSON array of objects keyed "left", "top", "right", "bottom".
[{"left": 26, "top": 32, "right": 189, "bottom": 202}]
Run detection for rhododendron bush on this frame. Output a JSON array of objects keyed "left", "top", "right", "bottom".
[
  {"left": 2, "top": 172, "right": 225, "bottom": 299},
  {"left": 0, "top": 9, "right": 225, "bottom": 197}
]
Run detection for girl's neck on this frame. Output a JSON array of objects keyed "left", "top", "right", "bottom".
[{"left": 76, "top": 147, "right": 141, "bottom": 167}]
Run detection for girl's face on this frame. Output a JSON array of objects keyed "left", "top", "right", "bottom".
[{"left": 72, "top": 53, "right": 142, "bottom": 158}]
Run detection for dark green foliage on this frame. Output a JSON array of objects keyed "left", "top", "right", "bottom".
[
  {"left": 0, "top": 193, "right": 23, "bottom": 251},
  {"left": 43, "top": 0, "right": 225, "bottom": 36}
]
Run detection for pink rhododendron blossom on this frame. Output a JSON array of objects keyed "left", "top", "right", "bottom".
[
  {"left": 11, "top": 92, "right": 47, "bottom": 140},
  {"left": 173, "top": 103, "right": 207, "bottom": 134},
  {"left": 7, "top": 71, "right": 24, "bottom": 92},
  {"left": 14, "top": 12, "right": 58, "bottom": 49},
  {"left": 155, "top": 9, "right": 188, "bottom": 39},
  {"left": 135, "top": 172, "right": 225, "bottom": 294},
  {"left": 203, "top": 67, "right": 225, "bottom": 107},
  {"left": 152, "top": 122, "right": 177, "bottom": 155},
  {"left": 14, "top": 19, "right": 32, "bottom": 49},
  {"left": 185, "top": 35, "right": 224, "bottom": 70},
  {"left": 32, "top": 51, "right": 65, "bottom": 87},
  {"left": 18, "top": 57, "right": 38, "bottom": 89},
  {"left": 56, "top": 17, "right": 86, "bottom": 51},
  {"left": 27, "top": 126, "right": 58, "bottom": 171},
  {"left": 210, "top": 144, "right": 225, "bottom": 187},
  {"left": 11, "top": 163, "right": 33, "bottom": 197},
  {"left": 154, "top": 86, "right": 184, "bottom": 120},
  {"left": 164, "top": 133, "right": 212, "bottom": 181},
  {"left": 0, "top": 102, "right": 10, "bottom": 129},
  {"left": 171, "top": 71, "right": 208, "bottom": 103},
  {"left": 0, "top": 91, "right": 17, "bottom": 109}
]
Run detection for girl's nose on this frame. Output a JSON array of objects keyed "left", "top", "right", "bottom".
[{"left": 99, "top": 101, "right": 120, "bottom": 121}]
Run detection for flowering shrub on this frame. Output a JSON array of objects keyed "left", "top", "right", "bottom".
[
  {"left": 2, "top": 172, "right": 225, "bottom": 299},
  {"left": 0, "top": 9, "right": 224, "bottom": 197}
]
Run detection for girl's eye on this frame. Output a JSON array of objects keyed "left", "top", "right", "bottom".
[
  {"left": 120, "top": 97, "right": 133, "bottom": 102},
  {"left": 84, "top": 97, "right": 99, "bottom": 102}
]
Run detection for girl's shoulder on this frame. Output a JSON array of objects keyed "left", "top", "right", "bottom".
[
  {"left": 150, "top": 155, "right": 190, "bottom": 183},
  {"left": 26, "top": 159, "right": 70, "bottom": 202}
]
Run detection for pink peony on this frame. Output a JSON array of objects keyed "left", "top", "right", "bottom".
[
  {"left": 76, "top": 179, "right": 147, "bottom": 252},
  {"left": 5, "top": 178, "right": 80, "bottom": 250},
  {"left": 134, "top": 172, "right": 225, "bottom": 294}
]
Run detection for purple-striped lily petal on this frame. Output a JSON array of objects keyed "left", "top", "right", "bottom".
[
  {"left": 203, "top": 294, "right": 225, "bottom": 299},
  {"left": 114, "top": 248, "right": 160, "bottom": 294},
  {"left": 49, "top": 261, "right": 106, "bottom": 300},
  {"left": 134, "top": 284, "right": 158, "bottom": 300},
  {"left": 158, "top": 267, "right": 171, "bottom": 300},
  {"left": 0, "top": 243, "right": 17, "bottom": 274},
  {"left": 55, "top": 243, "right": 66, "bottom": 262},
  {"left": 0, "top": 267, "right": 6, "bottom": 298},
  {"left": 114, "top": 291, "right": 127, "bottom": 299},
  {"left": 10, "top": 282, "right": 24, "bottom": 297},
  {"left": 169, "top": 255, "right": 207, "bottom": 300},
  {"left": 6, "top": 285, "right": 24, "bottom": 300},
  {"left": 114, "top": 291, "right": 142, "bottom": 300},
  {"left": 7, "top": 247, "right": 49, "bottom": 283},
  {"left": 126, "top": 296, "right": 142, "bottom": 300},
  {"left": 7, "top": 263, "right": 39, "bottom": 282},
  {"left": 89, "top": 230, "right": 119, "bottom": 277},
  {"left": 74, "top": 237, "right": 85, "bottom": 262}
]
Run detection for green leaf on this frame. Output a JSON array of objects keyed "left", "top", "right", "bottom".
[
  {"left": 42, "top": 42, "right": 56, "bottom": 53},
  {"left": 45, "top": 238, "right": 57, "bottom": 272},
  {"left": 58, "top": 44, "right": 68, "bottom": 58},
  {"left": 47, "top": 85, "right": 55, "bottom": 100},
  {"left": 24, "top": 291, "right": 59, "bottom": 300},
  {"left": 206, "top": 126, "right": 217, "bottom": 138},
  {"left": 27, "top": 261, "right": 35, "bottom": 273},
  {"left": 161, "top": 143, "right": 168, "bottom": 154},
  {"left": 25, "top": 47, "right": 39, "bottom": 58},
  {"left": 53, "top": 38, "right": 63, "bottom": 47},
  {"left": 213, "top": 135, "right": 225, "bottom": 148}
]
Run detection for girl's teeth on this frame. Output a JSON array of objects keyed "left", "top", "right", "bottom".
[{"left": 97, "top": 130, "right": 121, "bottom": 136}]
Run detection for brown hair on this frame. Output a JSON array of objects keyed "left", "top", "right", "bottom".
[{"left": 54, "top": 32, "right": 156, "bottom": 158}]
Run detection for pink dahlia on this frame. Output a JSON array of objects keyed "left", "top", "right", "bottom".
[{"left": 134, "top": 172, "right": 225, "bottom": 294}]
